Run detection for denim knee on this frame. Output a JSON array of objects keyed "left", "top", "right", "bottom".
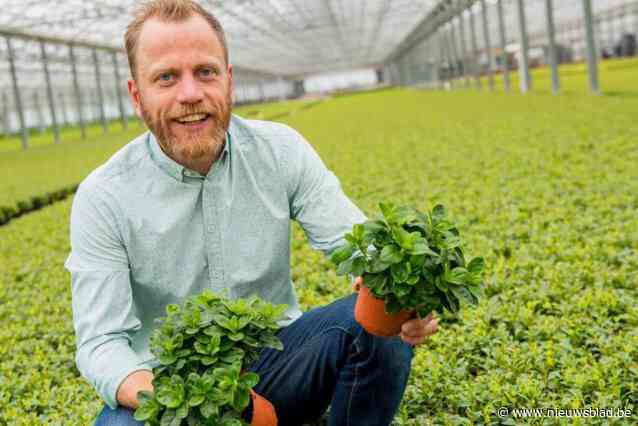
[{"left": 94, "top": 404, "right": 143, "bottom": 426}]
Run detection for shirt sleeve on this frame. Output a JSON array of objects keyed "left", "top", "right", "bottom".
[
  {"left": 64, "top": 182, "right": 151, "bottom": 409},
  {"left": 281, "top": 127, "right": 368, "bottom": 257}
]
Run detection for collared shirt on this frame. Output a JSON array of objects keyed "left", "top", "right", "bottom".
[{"left": 64, "top": 114, "right": 366, "bottom": 409}]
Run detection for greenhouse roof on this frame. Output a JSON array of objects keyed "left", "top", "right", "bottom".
[{"left": 0, "top": 0, "right": 441, "bottom": 78}]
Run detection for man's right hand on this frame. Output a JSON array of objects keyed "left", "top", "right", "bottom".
[{"left": 116, "top": 369, "right": 154, "bottom": 409}]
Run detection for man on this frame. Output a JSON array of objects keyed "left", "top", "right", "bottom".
[{"left": 65, "top": 1, "right": 439, "bottom": 425}]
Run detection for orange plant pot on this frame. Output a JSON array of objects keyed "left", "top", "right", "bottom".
[
  {"left": 354, "top": 284, "right": 413, "bottom": 337},
  {"left": 249, "top": 389, "right": 278, "bottom": 426}
]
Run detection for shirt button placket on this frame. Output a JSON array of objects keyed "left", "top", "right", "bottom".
[{"left": 204, "top": 182, "right": 224, "bottom": 289}]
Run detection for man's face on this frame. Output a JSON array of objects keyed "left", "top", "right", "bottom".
[{"left": 128, "top": 15, "right": 233, "bottom": 164}]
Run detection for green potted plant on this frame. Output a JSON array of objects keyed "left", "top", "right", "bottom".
[
  {"left": 330, "top": 202, "right": 485, "bottom": 337},
  {"left": 134, "top": 290, "right": 286, "bottom": 426}
]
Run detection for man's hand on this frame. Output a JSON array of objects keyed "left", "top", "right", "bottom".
[
  {"left": 400, "top": 312, "right": 438, "bottom": 347},
  {"left": 116, "top": 369, "right": 154, "bottom": 410}
]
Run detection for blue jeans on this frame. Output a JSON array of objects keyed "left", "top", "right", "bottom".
[{"left": 94, "top": 294, "right": 414, "bottom": 426}]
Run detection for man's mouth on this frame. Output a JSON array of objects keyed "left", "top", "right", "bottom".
[{"left": 174, "top": 113, "right": 211, "bottom": 125}]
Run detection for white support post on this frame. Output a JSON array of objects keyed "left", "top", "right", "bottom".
[{"left": 516, "top": 0, "right": 532, "bottom": 93}]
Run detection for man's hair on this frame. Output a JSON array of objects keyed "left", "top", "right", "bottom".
[{"left": 125, "top": 0, "right": 229, "bottom": 80}]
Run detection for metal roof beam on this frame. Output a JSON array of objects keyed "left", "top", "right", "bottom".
[{"left": 383, "top": 0, "right": 477, "bottom": 65}]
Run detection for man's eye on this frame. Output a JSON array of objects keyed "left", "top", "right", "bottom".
[
  {"left": 158, "top": 72, "right": 173, "bottom": 82},
  {"left": 199, "top": 68, "right": 218, "bottom": 77}
]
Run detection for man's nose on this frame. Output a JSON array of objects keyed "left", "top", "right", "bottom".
[{"left": 175, "top": 74, "right": 204, "bottom": 104}]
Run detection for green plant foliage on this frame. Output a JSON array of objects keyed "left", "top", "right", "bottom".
[
  {"left": 133, "top": 291, "right": 286, "bottom": 425},
  {"left": 332, "top": 202, "right": 485, "bottom": 317}
]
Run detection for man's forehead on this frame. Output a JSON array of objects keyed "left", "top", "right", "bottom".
[{"left": 137, "top": 15, "right": 224, "bottom": 61}]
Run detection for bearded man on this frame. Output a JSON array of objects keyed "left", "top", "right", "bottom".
[{"left": 65, "top": 1, "right": 438, "bottom": 425}]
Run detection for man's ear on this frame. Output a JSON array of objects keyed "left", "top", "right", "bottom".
[
  {"left": 127, "top": 78, "right": 143, "bottom": 118},
  {"left": 227, "top": 63, "right": 234, "bottom": 101}
]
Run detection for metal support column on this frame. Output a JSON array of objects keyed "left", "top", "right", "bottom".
[
  {"left": 59, "top": 92, "right": 69, "bottom": 127},
  {"left": 92, "top": 48, "right": 108, "bottom": 133},
  {"left": 40, "top": 41, "right": 60, "bottom": 143},
  {"left": 6, "top": 36, "right": 28, "bottom": 149},
  {"left": 516, "top": 0, "right": 532, "bottom": 93},
  {"left": 436, "top": 30, "right": 445, "bottom": 88},
  {"left": 111, "top": 52, "right": 128, "bottom": 130},
  {"left": 449, "top": 21, "right": 462, "bottom": 86},
  {"left": 469, "top": 7, "right": 482, "bottom": 90},
  {"left": 496, "top": 0, "right": 510, "bottom": 92},
  {"left": 69, "top": 45, "right": 86, "bottom": 139},
  {"left": 480, "top": 0, "right": 494, "bottom": 91},
  {"left": 545, "top": 0, "right": 560, "bottom": 93},
  {"left": 0, "top": 91, "right": 7, "bottom": 138},
  {"left": 443, "top": 29, "right": 454, "bottom": 88},
  {"left": 458, "top": 12, "right": 470, "bottom": 88},
  {"left": 583, "top": 0, "right": 600, "bottom": 93},
  {"left": 34, "top": 92, "right": 45, "bottom": 134}
]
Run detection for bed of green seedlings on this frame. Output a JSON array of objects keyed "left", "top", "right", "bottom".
[{"left": 0, "top": 61, "right": 637, "bottom": 425}]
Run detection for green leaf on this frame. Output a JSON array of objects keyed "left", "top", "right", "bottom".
[
  {"left": 391, "top": 225, "right": 413, "bottom": 250},
  {"left": 362, "top": 273, "right": 387, "bottom": 293},
  {"left": 199, "top": 399, "right": 219, "bottom": 419},
  {"left": 380, "top": 244, "right": 403, "bottom": 264},
  {"left": 367, "top": 253, "right": 391, "bottom": 273},
  {"left": 160, "top": 409, "right": 177, "bottom": 426},
  {"left": 175, "top": 402, "right": 189, "bottom": 419},
  {"left": 188, "top": 394, "right": 206, "bottom": 407},
  {"left": 330, "top": 242, "right": 355, "bottom": 265},
  {"left": 445, "top": 267, "right": 468, "bottom": 285},
  {"left": 467, "top": 257, "right": 485, "bottom": 285},
  {"left": 232, "top": 389, "right": 251, "bottom": 411},
  {"left": 379, "top": 202, "right": 397, "bottom": 223},
  {"left": 390, "top": 262, "right": 411, "bottom": 283},
  {"left": 240, "top": 372, "right": 260, "bottom": 389},
  {"left": 449, "top": 284, "right": 479, "bottom": 306},
  {"left": 351, "top": 256, "right": 367, "bottom": 277},
  {"left": 134, "top": 393, "right": 160, "bottom": 421},
  {"left": 352, "top": 223, "right": 365, "bottom": 242},
  {"left": 411, "top": 238, "right": 437, "bottom": 256},
  {"left": 431, "top": 204, "right": 447, "bottom": 222},
  {"left": 384, "top": 295, "right": 403, "bottom": 315},
  {"left": 336, "top": 256, "right": 355, "bottom": 276}
]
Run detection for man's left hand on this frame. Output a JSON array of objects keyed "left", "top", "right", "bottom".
[{"left": 400, "top": 312, "right": 438, "bottom": 347}]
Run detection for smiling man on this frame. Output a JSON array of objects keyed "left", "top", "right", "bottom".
[{"left": 65, "top": 1, "right": 438, "bottom": 425}]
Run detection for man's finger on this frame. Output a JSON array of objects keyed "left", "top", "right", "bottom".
[
  {"left": 400, "top": 332, "right": 426, "bottom": 347},
  {"left": 401, "top": 318, "right": 438, "bottom": 337}
]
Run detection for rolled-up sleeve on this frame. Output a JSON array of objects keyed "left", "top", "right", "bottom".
[
  {"left": 281, "top": 128, "right": 367, "bottom": 255},
  {"left": 64, "top": 182, "right": 150, "bottom": 409}
]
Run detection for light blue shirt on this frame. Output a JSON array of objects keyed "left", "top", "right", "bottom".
[{"left": 65, "top": 114, "right": 366, "bottom": 409}]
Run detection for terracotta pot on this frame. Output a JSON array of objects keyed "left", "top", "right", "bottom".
[
  {"left": 354, "top": 284, "right": 413, "bottom": 337},
  {"left": 249, "top": 389, "right": 278, "bottom": 426}
]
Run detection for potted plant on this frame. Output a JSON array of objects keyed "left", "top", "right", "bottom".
[
  {"left": 134, "top": 290, "right": 286, "bottom": 426},
  {"left": 330, "top": 202, "right": 485, "bottom": 337}
]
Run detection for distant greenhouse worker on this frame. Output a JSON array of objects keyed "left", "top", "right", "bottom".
[{"left": 64, "top": 1, "right": 438, "bottom": 425}]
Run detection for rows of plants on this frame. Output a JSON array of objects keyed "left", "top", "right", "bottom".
[
  {"left": 474, "top": 57, "right": 638, "bottom": 94},
  {"left": 1, "top": 72, "right": 637, "bottom": 425}
]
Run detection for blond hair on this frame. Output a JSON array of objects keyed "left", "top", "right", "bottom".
[{"left": 125, "top": 0, "right": 228, "bottom": 80}]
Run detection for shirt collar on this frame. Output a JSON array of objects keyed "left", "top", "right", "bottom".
[{"left": 147, "top": 122, "right": 233, "bottom": 182}]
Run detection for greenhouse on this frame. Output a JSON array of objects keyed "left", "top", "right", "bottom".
[{"left": 0, "top": 0, "right": 636, "bottom": 425}]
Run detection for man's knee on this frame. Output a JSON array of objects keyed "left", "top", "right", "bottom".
[{"left": 94, "top": 404, "right": 143, "bottom": 426}]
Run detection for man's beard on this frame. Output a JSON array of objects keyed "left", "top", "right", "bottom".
[{"left": 140, "top": 89, "right": 233, "bottom": 164}]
